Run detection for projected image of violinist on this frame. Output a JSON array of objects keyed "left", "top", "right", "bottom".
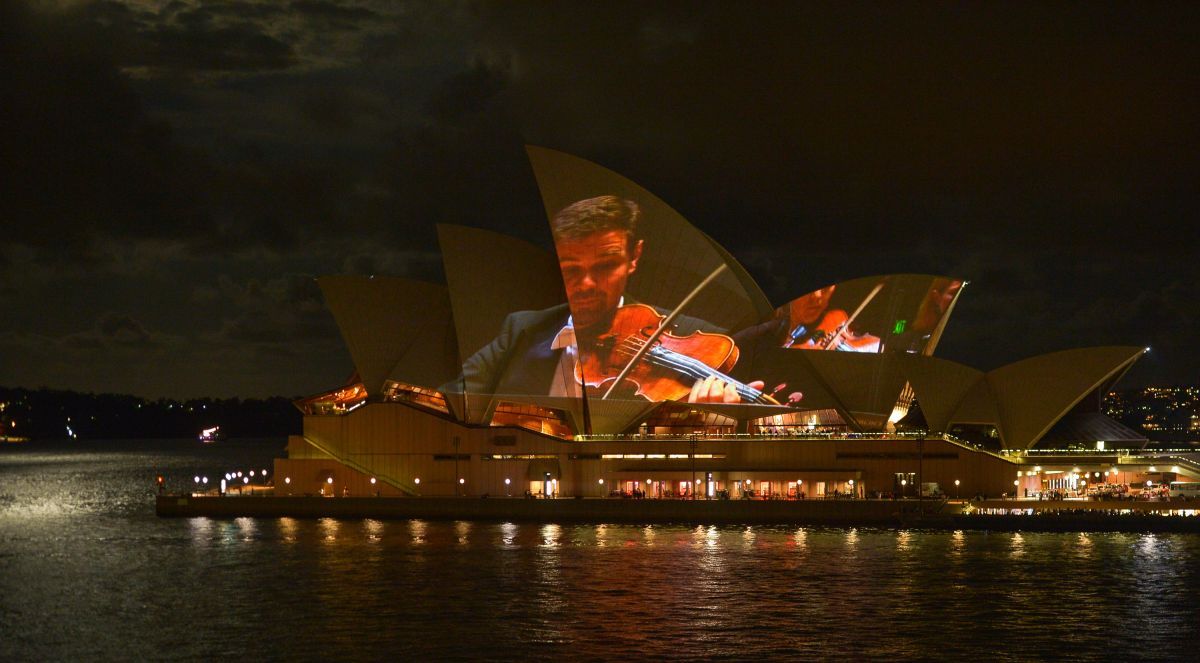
[
  {"left": 770, "top": 275, "right": 965, "bottom": 355},
  {"left": 459, "top": 195, "right": 772, "bottom": 404},
  {"left": 780, "top": 281, "right": 885, "bottom": 352}
]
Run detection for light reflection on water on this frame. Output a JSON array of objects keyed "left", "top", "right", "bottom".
[{"left": 2, "top": 440, "right": 1200, "bottom": 659}]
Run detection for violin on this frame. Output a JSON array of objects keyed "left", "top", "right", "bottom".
[
  {"left": 576, "top": 304, "right": 778, "bottom": 404},
  {"left": 786, "top": 309, "right": 881, "bottom": 352}
]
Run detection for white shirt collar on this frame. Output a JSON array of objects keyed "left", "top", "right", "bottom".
[{"left": 551, "top": 297, "right": 624, "bottom": 350}]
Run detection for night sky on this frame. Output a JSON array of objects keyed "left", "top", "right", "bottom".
[{"left": 2, "top": 1, "right": 1197, "bottom": 399}]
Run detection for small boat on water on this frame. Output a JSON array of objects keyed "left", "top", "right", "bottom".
[{"left": 199, "top": 426, "right": 226, "bottom": 443}]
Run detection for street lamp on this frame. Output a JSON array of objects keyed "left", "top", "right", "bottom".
[
  {"left": 954, "top": 479, "right": 960, "bottom": 499},
  {"left": 505, "top": 477, "right": 511, "bottom": 496}
]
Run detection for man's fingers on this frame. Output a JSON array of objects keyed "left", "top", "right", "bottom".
[
  {"left": 706, "top": 376, "right": 723, "bottom": 402},
  {"left": 722, "top": 380, "right": 739, "bottom": 403}
]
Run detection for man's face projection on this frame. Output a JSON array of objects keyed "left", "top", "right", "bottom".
[
  {"left": 790, "top": 285, "right": 836, "bottom": 325},
  {"left": 556, "top": 229, "right": 642, "bottom": 330}
]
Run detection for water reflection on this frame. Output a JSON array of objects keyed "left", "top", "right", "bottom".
[
  {"left": 540, "top": 523, "right": 561, "bottom": 548},
  {"left": 319, "top": 517, "right": 338, "bottom": 543},
  {"left": 455, "top": 520, "right": 472, "bottom": 546},
  {"left": 409, "top": 519, "right": 426, "bottom": 545},
  {"left": 793, "top": 527, "right": 807, "bottom": 550},
  {"left": 236, "top": 516, "right": 257, "bottom": 541},
  {"left": 188, "top": 517, "right": 213, "bottom": 547},
  {"left": 502, "top": 522, "right": 519, "bottom": 547},
  {"left": 364, "top": 518, "right": 383, "bottom": 543},
  {"left": 278, "top": 517, "right": 297, "bottom": 543}
]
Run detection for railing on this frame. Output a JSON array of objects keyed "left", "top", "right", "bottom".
[
  {"left": 573, "top": 431, "right": 933, "bottom": 442},
  {"left": 301, "top": 435, "right": 420, "bottom": 496}
]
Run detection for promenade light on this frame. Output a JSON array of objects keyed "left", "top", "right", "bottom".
[
  {"left": 1094, "top": 472, "right": 1100, "bottom": 478},
  {"left": 202, "top": 476, "right": 208, "bottom": 484},
  {"left": 250, "top": 470, "right": 255, "bottom": 477},
  {"left": 237, "top": 471, "right": 243, "bottom": 478},
  {"left": 1014, "top": 480, "right": 1019, "bottom": 486},
  {"left": 414, "top": 478, "right": 420, "bottom": 485},
  {"left": 243, "top": 477, "right": 249, "bottom": 484},
  {"left": 225, "top": 473, "right": 231, "bottom": 480},
  {"left": 505, "top": 478, "right": 511, "bottom": 485},
  {"left": 597, "top": 478, "right": 603, "bottom": 484},
  {"left": 194, "top": 476, "right": 200, "bottom": 484},
  {"left": 285, "top": 477, "right": 291, "bottom": 484},
  {"left": 459, "top": 478, "right": 465, "bottom": 485},
  {"left": 901, "top": 480, "right": 907, "bottom": 486},
  {"left": 262, "top": 469, "right": 268, "bottom": 476},
  {"left": 848, "top": 479, "right": 855, "bottom": 486},
  {"left": 327, "top": 477, "right": 333, "bottom": 484},
  {"left": 954, "top": 480, "right": 960, "bottom": 486}
]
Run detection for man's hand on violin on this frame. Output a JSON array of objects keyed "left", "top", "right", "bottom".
[{"left": 687, "top": 375, "right": 766, "bottom": 404}]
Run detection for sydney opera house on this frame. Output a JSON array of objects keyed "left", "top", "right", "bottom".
[{"left": 273, "top": 147, "right": 1164, "bottom": 501}]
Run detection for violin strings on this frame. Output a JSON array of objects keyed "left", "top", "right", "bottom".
[{"left": 602, "top": 337, "right": 767, "bottom": 403}]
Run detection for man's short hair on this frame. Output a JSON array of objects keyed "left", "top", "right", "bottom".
[{"left": 550, "top": 195, "right": 639, "bottom": 248}]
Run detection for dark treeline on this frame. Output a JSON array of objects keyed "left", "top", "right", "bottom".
[{"left": 0, "top": 387, "right": 301, "bottom": 440}]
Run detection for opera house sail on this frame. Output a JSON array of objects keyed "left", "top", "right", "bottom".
[{"left": 277, "top": 146, "right": 1148, "bottom": 501}]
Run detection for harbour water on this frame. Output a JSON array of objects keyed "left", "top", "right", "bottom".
[{"left": 2, "top": 439, "right": 1198, "bottom": 659}]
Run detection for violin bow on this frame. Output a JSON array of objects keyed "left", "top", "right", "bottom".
[
  {"left": 822, "top": 281, "right": 885, "bottom": 350},
  {"left": 600, "top": 263, "right": 730, "bottom": 400}
]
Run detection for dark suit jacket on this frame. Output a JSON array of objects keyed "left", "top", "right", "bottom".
[{"left": 452, "top": 302, "right": 720, "bottom": 398}]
